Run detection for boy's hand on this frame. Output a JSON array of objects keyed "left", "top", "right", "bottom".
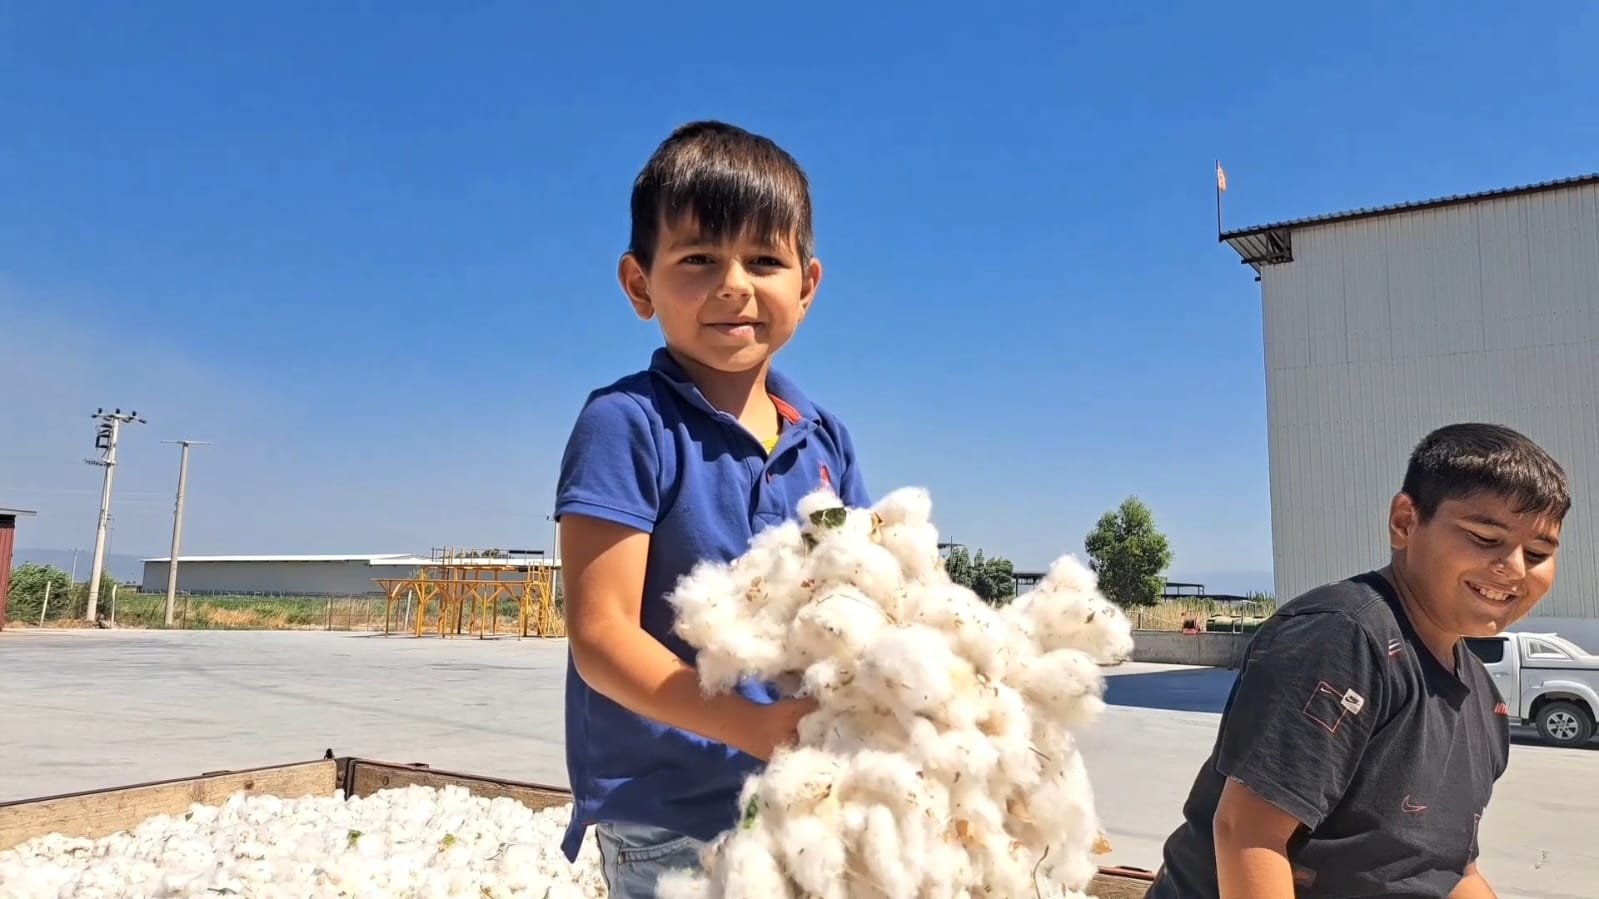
[{"left": 742, "top": 697, "right": 819, "bottom": 761}]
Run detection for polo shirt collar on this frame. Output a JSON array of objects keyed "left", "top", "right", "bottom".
[{"left": 648, "top": 346, "right": 822, "bottom": 425}]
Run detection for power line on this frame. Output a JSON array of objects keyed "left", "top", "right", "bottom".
[
  {"left": 83, "top": 408, "right": 145, "bottom": 621},
  {"left": 161, "top": 439, "right": 212, "bottom": 627}
]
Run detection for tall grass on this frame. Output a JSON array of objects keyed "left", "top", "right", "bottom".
[
  {"left": 27, "top": 591, "right": 564, "bottom": 636},
  {"left": 1127, "top": 597, "right": 1278, "bottom": 632}
]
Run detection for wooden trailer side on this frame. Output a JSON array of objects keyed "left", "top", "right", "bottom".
[
  {"left": 0, "top": 759, "right": 339, "bottom": 852},
  {"left": 1, "top": 756, "right": 1156, "bottom": 897}
]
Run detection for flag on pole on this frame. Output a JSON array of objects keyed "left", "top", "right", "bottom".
[{"left": 1216, "top": 161, "right": 1227, "bottom": 192}]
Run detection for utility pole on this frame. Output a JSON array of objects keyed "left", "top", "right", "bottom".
[
  {"left": 162, "top": 439, "right": 212, "bottom": 627},
  {"left": 84, "top": 408, "right": 145, "bottom": 622}
]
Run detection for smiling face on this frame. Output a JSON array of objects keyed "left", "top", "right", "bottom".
[
  {"left": 1388, "top": 488, "right": 1562, "bottom": 642},
  {"left": 619, "top": 217, "right": 821, "bottom": 377}
]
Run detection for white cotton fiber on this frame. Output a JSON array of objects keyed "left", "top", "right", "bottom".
[
  {"left": 665, "top": 485, "right": 1133, "bottom": 899},
  {"left": 0, "top": 785, "right": 605, "bottom": 898}
]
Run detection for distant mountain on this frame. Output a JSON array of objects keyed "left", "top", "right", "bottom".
[{"left": 12, "top": 548, "right": 145, "bottom": 584}]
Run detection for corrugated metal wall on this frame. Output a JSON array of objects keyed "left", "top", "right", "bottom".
[{"left": 1261, "top": 183, "right": 1599, "bottom": 634}]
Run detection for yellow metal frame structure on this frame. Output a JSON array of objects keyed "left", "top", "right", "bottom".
[{"left": 374, "top": 548, "right": 563, "bottom": 639}]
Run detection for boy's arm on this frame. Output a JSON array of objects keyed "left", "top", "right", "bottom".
[
  {"left": 555, "top": 390, "right": 810, "bottom": 761},
  {"left": 1214, "top": 778, "right": 1303, "bottom": 898},
  {"left": 562, "top": 514, "right": 812, "bottom": 761},
  {"left": 1209, "top": 610, "right": 1390, "bottom": 897},
  {"left": 1449, "top": 865, "right": 1497, "bottom": 899}
]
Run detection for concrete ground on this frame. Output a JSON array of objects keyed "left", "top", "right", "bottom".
[{"left": 2, "top": 629, "right": 1596, "bottom": 898}]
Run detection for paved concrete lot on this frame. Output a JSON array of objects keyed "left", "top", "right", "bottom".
[{"left": 2, "top": 630, "right": 1596, "bottom": 897}]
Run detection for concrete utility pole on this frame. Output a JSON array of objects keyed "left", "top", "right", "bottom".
[
  {"left": 162, "top": 439, "right": 212, "bottom": 627},
  {"left": 84, "top": 408, "right": 145, "bottom": 622}
]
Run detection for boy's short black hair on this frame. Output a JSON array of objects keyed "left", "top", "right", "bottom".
[
  {"left": 1401, "top": 422, "right": 1570, "bottom": 523},
  {"left": 627, "top": 120, "right": 814, "bottom": 269}
]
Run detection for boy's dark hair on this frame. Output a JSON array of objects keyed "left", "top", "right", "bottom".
[
  {"left": 627, "top": 120, "right": 814, "bottom": 269},
  {"left": 1401, "top": 422, "right": 1570, "bottom": 523}
]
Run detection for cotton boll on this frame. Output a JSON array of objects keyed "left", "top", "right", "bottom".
[
  {"left": 757, "top": 746, "right": 845, "bottom": 818},
  {"left": 806, "top": 529, "right": 904, "bottom": 604},
  {"left": 912, "top": 719, "right": 1001, "bottom": 783},
  {"left": 1011, "top": 648, "right": 1108, "bottom": 727},
  {"left": 717, "top": 826, "right": 794, "bottom": 899},
  {"left": 875, "top": 522, "right": 942, "bottom": 582},
  {"left": 870, "top": 487, "right": 942, "bottom": 581},
  {"left": 792, "top": 586, "right": 889, "bottom": 661},
  {"left": 857, "top": 623, "right": 975, "bottom": 718},
  {"left": 856, "top": 805, "right": 917, "bottom": 899},
  {"left": 657, "top": 486, "right": 1121, "bottom": 899},
  {"left": 1042, "top": 552, "right": 1099, "bottom": 596},
  {"left": 870, "top": 486, "right": 933, "bottom": 528},
  {"left": 773, "top": 814, "right": 847, "bottom": 899},
  {"left": 1008, "top": 555, "right": 1135, "bottom": 664}
]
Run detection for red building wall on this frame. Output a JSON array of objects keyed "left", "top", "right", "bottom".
[{"left": 0, "top": 514, "right": 16, "bottom": 630}]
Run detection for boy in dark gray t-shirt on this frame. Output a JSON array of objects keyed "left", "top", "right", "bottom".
[{"left": 1148, "top": 423, "right": 1569, "bottom": 898}]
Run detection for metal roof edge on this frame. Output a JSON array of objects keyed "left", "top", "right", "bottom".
[
  {"left": 1218, "top": 171, "right": 1599, "bottom": 242},
  {"left": 140, "top": 553, "right": 412, "bottom": 564}
]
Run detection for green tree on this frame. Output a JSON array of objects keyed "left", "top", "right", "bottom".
[
  {"left": 943, "top": 546, "right": 1017, "bottom": 606},
  {"left": 1084, "top": 496, "right": 1173, "bottom": 608}
]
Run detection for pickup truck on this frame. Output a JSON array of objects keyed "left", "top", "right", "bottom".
[{"left": 1465, "top": 630, "right": 1599, "bottom": 747}]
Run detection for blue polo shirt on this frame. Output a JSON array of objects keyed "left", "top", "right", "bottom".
[{"left": 553, "top": 347, "right": 871, "bottom": 860}]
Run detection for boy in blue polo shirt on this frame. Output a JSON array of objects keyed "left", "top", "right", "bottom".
[{"left": 553, "top": 120, "right": 872, "bottom": 897}]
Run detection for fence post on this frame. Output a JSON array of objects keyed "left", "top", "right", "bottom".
[
  {"left": 110, "top": 584, "right": 118, "bottom": 625},
  {"left": 40, "top": 582, "right": 51, "bottom": 625},
  {"left": 325, "top": 596, "right": 334, "bottom": 631}
]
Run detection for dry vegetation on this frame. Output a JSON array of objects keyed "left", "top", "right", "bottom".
[
  {"left": 1126, "top": 597, "right": 1277, "bottom": 633},
  {"left": 14, "top": 592, "right": 562, "bottom": 637}
]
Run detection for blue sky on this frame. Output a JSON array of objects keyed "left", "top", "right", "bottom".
[{"left": 4, "top": 1, "right": 1595, "bottom": 594}]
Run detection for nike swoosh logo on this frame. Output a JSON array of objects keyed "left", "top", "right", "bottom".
[{"left": 1401, "top": 795, "right": 1428, "bottom": 813}]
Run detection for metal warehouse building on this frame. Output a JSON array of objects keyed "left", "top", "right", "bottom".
[
  {"left": 1222, "top": 173, "right": 1599, "bottom": 648},
  {"left": 140, "top": 553, "right": 560, "bottom": 597}
]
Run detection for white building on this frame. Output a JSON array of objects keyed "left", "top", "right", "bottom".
[
  {"left": 140, "top": 553, "right": 560, "bottom": 597},
  {"left": 1222, "top": 173, "right": 1599, "bottom": 648}
]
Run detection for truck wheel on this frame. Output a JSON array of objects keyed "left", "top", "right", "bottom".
[{"left": 1535, "top": 700, "right": 1595, "bottom": 747}]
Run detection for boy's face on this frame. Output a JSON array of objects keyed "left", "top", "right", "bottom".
[
  {"left": 1389, "top": 488, "right": 1562, "bottom": 639},
  {"left": 619, "top": 216, "right": 821, "bottom": 377}
]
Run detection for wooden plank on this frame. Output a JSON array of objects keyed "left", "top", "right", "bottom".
[
  {"left": 1088, "top": 867, "right": 1156, "bottom": 898},
  {"left": 342, "top": 759, "right": 572, "bottom": 812},
  {"left": 0, "top": 760, "right": 338, "bottom": 852}
]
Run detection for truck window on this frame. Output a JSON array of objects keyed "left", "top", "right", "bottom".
[
  {"left": 1466, "top": 637, "right": 1506, "bottom": 664},
  {"left": 1525, "top": 639, "right": 1571, "bottom": 660}
]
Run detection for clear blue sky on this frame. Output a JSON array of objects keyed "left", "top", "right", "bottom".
[{"left": 4, "top": 1, "right": 1595, "bottom": 594}]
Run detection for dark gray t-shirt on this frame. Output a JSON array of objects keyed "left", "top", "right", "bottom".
[{"left": 1146, "top": 571, "right": 1510, "bottom": 898}]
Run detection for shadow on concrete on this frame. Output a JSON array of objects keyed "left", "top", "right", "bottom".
[
  {"left": 1103, "top": 667, "right": 1240, "bottom": 714},
  {"left": 1509, "top": 728, "right": 1599, "bottom": 751},
  {"left": 1102, "top": 669, "right": 1599, "bottom": 750}
]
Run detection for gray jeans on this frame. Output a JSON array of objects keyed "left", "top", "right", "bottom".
[{"left": 594, "top": 821, "right": 707, "bottom": 899}]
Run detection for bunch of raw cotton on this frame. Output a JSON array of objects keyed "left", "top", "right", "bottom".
[
  {"left": 0, "top": 785, "right": 605, "bottom": 899},
  {"left": 661, "top": 486, "right": 1135, "bottom": 899}
]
